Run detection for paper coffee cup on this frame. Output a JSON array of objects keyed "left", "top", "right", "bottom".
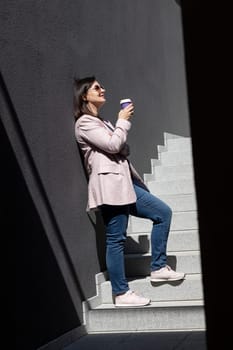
[{"left": 120, "top": 98, "right": 132, "bottom": 109}]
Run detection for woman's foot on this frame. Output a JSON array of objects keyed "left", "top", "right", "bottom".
[
  {"left": 115, "top": 290, "right": 151, "bottom": 307},
  {"left": 150, "top": 265, "right": 185, "bottom": 282}
]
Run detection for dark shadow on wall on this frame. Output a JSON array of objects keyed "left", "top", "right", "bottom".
[
  {"left": 77, "top": 144, "right": 106, "bottom": 271},
  {"left": 88, "top": 211, "right": 107, "bottom": 271},
  {"left": 0, "top": 119, "right": 80, "bottom": 350},
  {"left": 0, "top": 73, "right": 88, "bottom": 349},
  {"left": 180, "top": 1, "right": 232, "bottom": 348}
]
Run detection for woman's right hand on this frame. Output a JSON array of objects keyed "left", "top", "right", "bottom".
[{"left": 118, "top": 103, "right": 134, "bottom": 120}]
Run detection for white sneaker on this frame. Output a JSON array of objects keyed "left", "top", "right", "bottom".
[
  {"left": 150, "top": 265, "right": 185, "bottom": 282},
  {"left": 115, "top": 290, "right": 151, "bottom": 307}
]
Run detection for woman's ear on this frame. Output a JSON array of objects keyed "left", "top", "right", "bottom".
[{"left": 82, "top": 95, "right": 87, "bottom": 101}]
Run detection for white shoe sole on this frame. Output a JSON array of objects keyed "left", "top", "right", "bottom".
[
  {"left": 115, "top": 302, "right": 151, "bottom": 308},
  {"left": 150, "top": 275, "right": 185, "bottom": 282}
]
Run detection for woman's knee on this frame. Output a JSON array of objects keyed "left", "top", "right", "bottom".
[
  {"left": 164, "top": 203, "right": 172, "bottom": 220},
  {"left": 106, "top": 228, "right": 127, "bottom": 245},
  {"left": 152, "top": 202, "right": 172, "bottom": 224}
]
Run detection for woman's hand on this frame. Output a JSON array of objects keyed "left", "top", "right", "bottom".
[{"left": 118, "top": 103, "right": 134, "bottom": 120}]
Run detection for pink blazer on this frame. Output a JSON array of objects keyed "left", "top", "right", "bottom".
[{"left": 75, "top": 114, "right": 148, "bottom": 211}]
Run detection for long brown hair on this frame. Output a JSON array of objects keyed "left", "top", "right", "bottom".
[{"left": 73, "top": 76, "right": 97, "bottom": 120}]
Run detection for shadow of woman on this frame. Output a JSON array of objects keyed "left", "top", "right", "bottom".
[{"left": 77, "top": 145, "right": 107, "bottom": 272}]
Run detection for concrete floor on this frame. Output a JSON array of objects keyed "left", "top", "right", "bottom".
[{"left": 64, "top": 331, "right": 207, "bottom": 350}]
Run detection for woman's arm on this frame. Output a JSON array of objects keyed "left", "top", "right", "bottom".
[{"left": 76, "top": 115, "right": 131, "bottom": 154}]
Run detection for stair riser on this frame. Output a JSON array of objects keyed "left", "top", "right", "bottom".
[
  {"left": 130, "top": 211, "right": 198, "bottom": 233},
  {"left": 166, "top": 138, "right": 192, "bottom": 152},
  {"left": 100, "top": 278, "right": 204, "bottom": 304},
  {"left": 125, "top": 230, "right": 200, "bottom": 254},
  {"left": 86, "top": 306, "right": 205, "bottom": 333},
  {"left": 159, "top": 193, "right": 197, "bottom": 211},
  {"left": 144, "top": 165, "right": 194, "bottom": 182},
  {"left": 148, "top": 178, "right": 195, "bottom": 195},
  {"left": 125, "top": 252, "right": 202, "bottom": 277},
  {"left": 127, "top": 197, "right": 197, "bottom": 234},
  {"left": 159, "top": 151, "right": 193, "bottom": 166},
  {"left": 152, "top": 164, "right": 194, "bottom": 181}
]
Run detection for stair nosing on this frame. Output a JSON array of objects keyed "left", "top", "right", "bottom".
[
  {"left": 93, "top": 299, "right": 204, "bottom": 310},
  {"left": 124, "top": 250, "right": 200, "bottom": 258}
]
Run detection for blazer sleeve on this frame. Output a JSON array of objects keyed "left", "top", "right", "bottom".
[{"left": 76, "top": 115, "right": 131, "bottom": 154}]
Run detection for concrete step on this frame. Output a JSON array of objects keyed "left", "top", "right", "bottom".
[
  {"left": 157, "top": 141, "right": 192, "bottom": 156},
  {"left": 155, "top": 132, "right": 191, "bottom": 151},
  {"left": 82, "top": 134, "right": 205, "bottom": 335},
  {"left": 159, "top": 151, "right": 193, "bottom": 166},
  {"left": 129, "top": 211, "right": 198, "bottom": 233},
  {"left": 166, "top": 137, "right": 192, "bottom": 152},
  {"left": 158, "top": 193, "right": 197, "bottom": 212},
  {"left": 125, "top": 230, "right": 200, "bottom": 254},
  {"left": 100, "top": 274, "right": 204, "bottom": 304},
  {"left": 125, "top": 251, "right": 202, "bottom": 277},
  {"left": 84, "top": 300, "right": 205, "bottom": 333},
  {"left": 148, "top": 178, "right": 195, "bottom": 195},
  {"left": 144, "top": 163, "right": 194, "bottom": 182},
  {"left": 154, "top": 164, "right": 194, "bottom": 181}
]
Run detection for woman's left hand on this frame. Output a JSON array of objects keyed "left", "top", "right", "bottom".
[{"left": 118, "top": 103, "right": 134, "bottom": 121}]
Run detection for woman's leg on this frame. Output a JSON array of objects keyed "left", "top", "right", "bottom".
[
  {"left": 130, "top": 183, "right": 172, "bottom": 271},
  {"left": 100, "top": 204, "right": 130, "bottom": 295}
]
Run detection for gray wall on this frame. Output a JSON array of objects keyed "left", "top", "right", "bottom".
[
  {"left": 71, "top": 0, "right": 190, "bottom": 175},
  {"left": 0, "top": 1, "right": 189, "bottom": 348}
]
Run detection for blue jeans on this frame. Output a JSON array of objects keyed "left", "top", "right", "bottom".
[{"left": 100, "top": 183, "right": 172, "bottom": 295}]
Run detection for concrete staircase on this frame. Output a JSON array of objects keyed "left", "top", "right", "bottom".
[{"left": 83, "top": 133, "right": 206, "bottom": 333}]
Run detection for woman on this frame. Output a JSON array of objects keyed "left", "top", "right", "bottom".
[{"left": 74, "top": 76, "right": 185, "bottom": 307}]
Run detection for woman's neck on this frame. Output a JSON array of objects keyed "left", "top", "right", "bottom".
[{"left": 86, "top": 102, "right": 99, "bottom": 117}]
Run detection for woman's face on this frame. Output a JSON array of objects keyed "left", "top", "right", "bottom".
[{"left": 85, "top": 81, "right": 106, "bottom": 108}]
